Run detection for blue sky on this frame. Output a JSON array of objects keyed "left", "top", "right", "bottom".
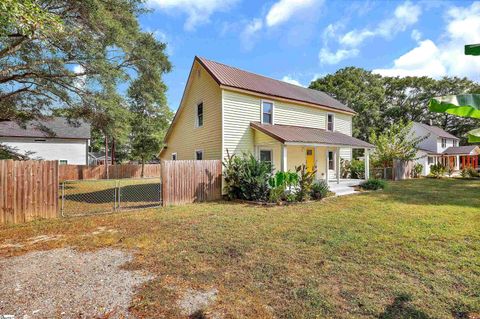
[{"left": 140, "top": 0, "right": 480, "bottom": 111}]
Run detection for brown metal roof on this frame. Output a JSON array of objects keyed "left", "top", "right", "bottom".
[
  {"left": 196, "top": 57, "right": 355, "bottom": 114},
  {"left": 251, "top": 122, "right": 373, "bottom": 148},
  {"left": 443, "top": 145, "right": 479, "bottom": 155},
  {"left": 0, "top": 117, "right": 91, "bottom": 139}
]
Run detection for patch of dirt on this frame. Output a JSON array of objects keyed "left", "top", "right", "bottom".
[
  {"left": 0, "top": 234, "right": 64, "bottom": 249},
  {"left": 82, "top": 226, "right": 119, "bottom": 237},
  {"left": 177, "top": 288, "right": 218, "bottom": 317},
  {"left": 0, "top": 247, "right": 151, "bottom": 318}
]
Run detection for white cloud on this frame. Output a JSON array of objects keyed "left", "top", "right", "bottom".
[
  {"left": 281, "top": 75, "right": 304, "bottom": 87},
  {"left": 148, "top": 0, "right": 238, "bottom": 31},
  {"left": 339, "top": 1, "right": 421, "bottom": 47},
  {"left": 411, "top": 29, "right": 422, "bottom": 42},
  {"left": 266, "top": 0, "right": 320, "bottom": 27},
  {"left": 240, "top": 18, "right": 263, "bottom": 50},
  {"left": 373, "top": 2, "right": 480, "bottom": 80},
  {"left": 318, "top": 47, "right": 359, "bottom": 65}
]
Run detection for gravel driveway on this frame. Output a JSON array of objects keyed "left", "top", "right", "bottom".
[{"left": 0, "top": 248, "right": 151, "bottom": 318}]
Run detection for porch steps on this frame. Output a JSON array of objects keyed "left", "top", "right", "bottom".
[{"left": 328, "top": 180, "right": 364, "bottom": 197}]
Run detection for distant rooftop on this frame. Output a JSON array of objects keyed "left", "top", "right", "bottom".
[
  {"left": 196, "top": 56, "right": 355, "bottom": 114},
  {"left": 0, "top": 117, "right": 91, "bottom": 139},
  {"left": 413, "top": 122, "right": 459, "bottom": 140}
]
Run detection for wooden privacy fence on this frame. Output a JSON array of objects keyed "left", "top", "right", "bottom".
[
  {"left": 162, "top": 160, "right": 222, "bottom": 206},
  {"left": 393, "top": 160, "right": 415, "bottom": 181},
  {"left": 0, "top": 160, "right": 58, "bottom": 225},
  {"left": 59, "top": 164, "right": 161, "bottom": 181}
]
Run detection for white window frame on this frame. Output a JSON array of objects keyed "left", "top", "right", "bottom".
[
  {"left": 261, "top": 100, "right": 274, "bottom": 125},
  {"left": 328, "top": 151, "right": 335, "bottom": 170},
  {"left": 59, "top": 160, "right": 68, "bottom": 165},
  {"left": 258, "top": 147, "right": 273, "bottom": 165},
  {"left": 441, "top": 138, "right": 447, "bottom": 148},
  {"left": 195, "top": 149, "right": 204, "bottom": 160},
  {"left": 453, "top": 140, "right": 458, "bottom": 147},
  {"left": 171, "top": 153, "right": 177, "bottom": 160},
  {"left": 195, "top": 101, "right": 204, "bottom": 128},
  {"left": 326, "top": 113, "right": 335, "bottom": 132}
]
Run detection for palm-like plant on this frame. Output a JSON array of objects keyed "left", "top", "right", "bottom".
[{"left": 429, "top": 44, "right": 480, "bottom": 142}]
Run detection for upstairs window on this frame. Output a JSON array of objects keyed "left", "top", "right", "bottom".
[
  {"left": 195, "top": 150, "right": 203, "bottom": 160},
  {"left": 441, "top": 138, "right": 447, "bottom": 148},
  {"left": 327, "top": 114, "right": 334, "bottom": 131},
  {"left": 262, "top": 101, "right": 273, "bottom": 124},
  {"left": 453, "top": 140, "right": 458, "bottom": 147},
  {"left": 196, "top": 102, "right": 203, "bottom": 127}
]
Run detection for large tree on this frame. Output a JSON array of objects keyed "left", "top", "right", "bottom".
[
  {"left": 310, "top": 67, "right": 385, "bottom": 141},
  {"left": 0, "top": 0, "right": 170, "bottom": 119}
]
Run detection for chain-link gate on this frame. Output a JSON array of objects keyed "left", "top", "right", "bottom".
[{"left": 60, "top": 178, "right": 162, "bottom": 217}]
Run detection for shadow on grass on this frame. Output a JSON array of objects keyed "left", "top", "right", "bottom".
[
  {"left": 379, "top": 179, "right": 480, "bottom": 209},
  {"left": 378, "top": 293, "right": 430, "bottom": 319},
  {"left": 65, "top": 183, "right": 160, "bottom": 204}
]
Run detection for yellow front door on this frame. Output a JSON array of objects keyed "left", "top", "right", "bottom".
[{"left": 306, "top": 148, "right": 315, "bottom": 173}]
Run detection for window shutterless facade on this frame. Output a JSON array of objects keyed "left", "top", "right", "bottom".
[
  {"left": 441, "top": 138, "right": 447, "bottom": 148},
  {"left": 261, "top": 101, "right": 273, "bottom": 124},
  {"left": 196, "top": 102, "right": 203, "bottom": 127},
  {"left": 195, "top": 150, "right": 203, "bottom": 160},
  {"left": 328, "top": 151, "right": 334, "bottom": 170},
  {"left": 327, "top": 113, "right": 334, "bottom": 131},
  {"left": 259, "top": 149, "right": 272, "bottom": 163},
  {"left": 172, "top": 153, "right": 177, "bottom": 160}
]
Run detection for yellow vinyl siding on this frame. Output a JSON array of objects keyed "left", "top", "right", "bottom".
[
  {"left": 253, "top": 130, "right": 281, "bottom": 171},
  {"left": 222, "top": 88, "right": 354, "bottom": 162},
  {"left": 161, "top": 61, "right": 222, "bottom": 161},
  {"left": 222, "top": 90, "right": 259, "bottom": 159}
]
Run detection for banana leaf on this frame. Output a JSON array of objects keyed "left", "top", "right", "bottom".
[
  {"left": 465, "top": 43, "right": 480, "bottom": 56},
  {"left": 429, "top": 94, "right": 480, "bottom": 142}
]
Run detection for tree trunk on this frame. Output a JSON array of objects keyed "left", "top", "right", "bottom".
[
  {"left": 111, "top": 138, "right": 116, "bottom": 165},
  {"left": 141, "top": 156, "right": 145, "bottom": 178},
  {"left": 104, "top": 135, "right": 109, "bottom": 179}
]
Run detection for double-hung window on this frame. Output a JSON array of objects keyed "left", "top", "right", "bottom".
[
  {"left": 196, "top": 102, "right": 203, "bottom": 127},
  {"left": 453, "top": 140, "right": 458, "bottom": 147},
  {"left": 441, "top": 138, "right": 447, "bottom": 148},
  {"left": 327, "top": 114, "right": 334, "bottom": 131},
  {"left": 262, "top": 101, "right": 273, "bottom": 124}
]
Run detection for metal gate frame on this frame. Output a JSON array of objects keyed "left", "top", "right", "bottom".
[{"left": 60, "top": 178, "right": 162, "bottom": 217}]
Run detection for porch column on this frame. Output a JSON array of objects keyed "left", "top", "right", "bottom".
[
  {"left": 325, "top": 148, "right": 329, "bottom": 183},
  {"left": 336, "top": 148, "right": 340, "bottom": 184},
  {"left": 456, "top": 155, "right": 460, "bottom": 170},
  {"left": 364, "top": 148, "right": 370, "bottom": 180},
  {"left": 281, "top": 144, "right": 288, "bottom": 172},
  {"left": 315, "top": 147, "right": 320, "bottom": 180}
]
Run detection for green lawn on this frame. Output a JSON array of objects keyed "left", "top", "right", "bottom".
[{"left": 1, "top": 179, "right": 479, "bottom": 318}]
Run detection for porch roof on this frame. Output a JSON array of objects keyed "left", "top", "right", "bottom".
[
  {"left": 443, "top": 145, "right": 479, "bottom": 155},
  {"left": 250, "top": 122, "right": 374, "bottom": 148}
]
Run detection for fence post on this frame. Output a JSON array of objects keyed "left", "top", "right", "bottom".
[
  {"left": 61, "top": 181, "right": 65, "bottom": 217},
  {"left": 117, "top": 180, "right": 121, "bottom": 211}
]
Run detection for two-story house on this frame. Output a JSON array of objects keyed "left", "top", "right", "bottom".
[
  {"left": 160, "top": 57, "right": 373, "bottom": 184},
  {"left": 411, "top": 122, "right": 479, "bottom": 175}
]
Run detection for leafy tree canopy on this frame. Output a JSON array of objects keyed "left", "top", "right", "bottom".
[
  {"left": 310, "top": 69, "right": 480, "bottom": 145},
  {"left": 0, "top": 0, "right": 171, "bottom": 123}
]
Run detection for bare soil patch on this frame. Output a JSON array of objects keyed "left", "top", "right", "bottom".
[{"left": 0, "top": 248, "right": 151, "bottom": 318}]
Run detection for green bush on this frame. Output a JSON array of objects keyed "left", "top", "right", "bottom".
[
  {"left": 295, "top": 165, "right": 316, "bottom": 201},
  {"left": 310, "top": 180, "right": 329, "bottom": 200},
  {"left": 223, "top": 152, "right": 272, "bottom": 201},
  {"left": 268, "top": 171, "right": 299, "bottom": 203},
  {"left": 350, "top": 159, "right": 365, "bottom": 179},
  {"left": 461, "top": 166, "right": 479, "bottom": 178},
  {"left": 360, "top": 178, "right": 386, "bottom": 190},
  {"left": 429, "top": 163, "right": 446, "bottom": 178},
  {"left": 413, "top": 163, "right": 423, "bottom": 178}
]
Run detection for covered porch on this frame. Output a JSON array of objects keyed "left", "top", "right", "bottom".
[
  {"left": 250, "top": 122, "right": 374, "bottom": 184},
  {"left": 427, "top": 145, "right": 480, "bottom": 172}
]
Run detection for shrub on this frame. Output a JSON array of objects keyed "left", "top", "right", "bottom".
[
  {"left": 310, "top": 180, "right": 329, "bottom": 200},
  {"left": 340, "top": 159, "right": 350, "bottom": 178},
  {"left": 463, "top": 166, "right": 479, "bottom": 178},
  {"left": 350, "top": 159, "right": 365, "bottom": 179},
  {"left": 223, "top": 152, "right": 272, "bottom": 201},
  {"left": 268, "top": 171, "right": 299, "bottom": 203},
  {"left": 413, "top": 163, "right": 423, "bottom": 178},
  {"left": 360, "top": 178, "right": 386, "bottom": 190},
  {"left": 429, "top": 163, "right": 446, "bottom": 178},
  {"left": 295, "top": 165, "right": 316, "bottom": 201},
  {"left": 446, "top": 165, "right": 454, "bottom": 177}
]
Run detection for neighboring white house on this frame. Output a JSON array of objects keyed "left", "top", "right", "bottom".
[
  {"left": 411, "top": 122, "right": 480, "bottom": 175},
  {"left": 0, "top": 117, "right": 91, "bottom": 165}
]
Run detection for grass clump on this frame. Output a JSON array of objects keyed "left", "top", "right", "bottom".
[{"left": 360, "top": 178, "right": 387, "bottom": 190}]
